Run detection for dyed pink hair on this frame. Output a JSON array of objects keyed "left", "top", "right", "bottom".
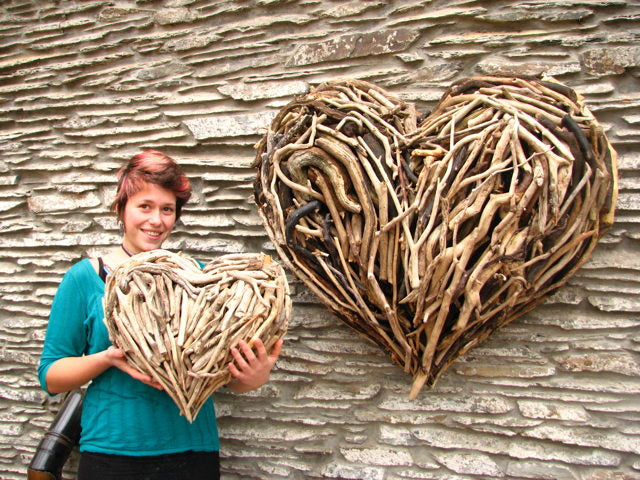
[{"left": 112, "top": 150, "right": 192, "bottom": 221}]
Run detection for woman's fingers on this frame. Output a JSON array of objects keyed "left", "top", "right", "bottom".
[
  {"left": 230, "top": 343, "right": 250, "bottom": 371},
  {"left": 252, "top": 339, "right": 268, "bottom": 360},
  {"left": 239, "top": 340, "right": 258, "bottom": 362},
  {"left": 105, "top": 346, "right": 163, "bottom": 390},
  {"left": 127, "top": 368, "right": 163, "bottom": 390},
  {"left": 227, "top": 361, "right": 241, "bottom": 378},
  {"left": 227, "top": 338, "right": 285, "bottom": 392},
  {"left": 268, "top": 338, "right": 283, "bottom": 362}
]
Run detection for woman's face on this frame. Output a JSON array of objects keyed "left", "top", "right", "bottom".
[{"left": 121, "top": 182, "right": 177, "bottom": 254}]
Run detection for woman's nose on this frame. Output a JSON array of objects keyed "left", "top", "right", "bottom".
[{"left": 148, "top": 209, "right": 162, "bottom": 224}]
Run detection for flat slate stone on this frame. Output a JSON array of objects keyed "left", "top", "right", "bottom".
[
  {"left": 287, "top": 29, "right": 419, "bottom": 67},
  {"left": 27, "top": 191, "right": 101, "bottom": 214},
  {"left": 218, "top": 80, "right": 308, "bottom": 101},
  {"left": 582, "top": 46, "right": 640, "bottom": 75},
  {"left": 184, "top": 111, "right": 277, "bottom": 139}
]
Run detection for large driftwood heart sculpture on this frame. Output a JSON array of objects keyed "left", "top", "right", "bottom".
[
  {"left": 103, "top": 250, "right": 291, "bottom": 422},
  {"left": 253, "top": 76, "right": 618, "bottom": 398}
]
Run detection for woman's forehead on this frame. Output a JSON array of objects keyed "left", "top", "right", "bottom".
[{"left": 128, "top": 182, "right": 177, "bottom": 203}]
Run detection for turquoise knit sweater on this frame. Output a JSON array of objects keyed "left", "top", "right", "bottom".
[{"left": 38, "top": 259, "right": 219, "bottom": 455}]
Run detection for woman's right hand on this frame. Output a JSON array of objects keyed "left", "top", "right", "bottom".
[
  {"left": 104, "top": 346, "right": 164, "bottom": 390},
  {"left": 46, "top": 348, "right": 163, "bottom": 394}
]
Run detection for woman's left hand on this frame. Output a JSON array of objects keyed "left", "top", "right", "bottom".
[{"left": 227, "top": 338, "right": 283, "bottom": 393}]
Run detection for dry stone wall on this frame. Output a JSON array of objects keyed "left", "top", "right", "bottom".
[{"left": 1, "top": 1, "right": 639, "bottom": 479}]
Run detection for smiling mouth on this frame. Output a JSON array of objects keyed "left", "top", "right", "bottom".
[{"left": 143, "top": 230, "right": 163, "bottom": 239}]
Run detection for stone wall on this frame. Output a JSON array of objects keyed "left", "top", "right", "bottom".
[{"left": 1, "top": 1, "right": 639, "bottom": 479}]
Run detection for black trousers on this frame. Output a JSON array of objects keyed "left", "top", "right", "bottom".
[{"left": 77, "top": 450, "right": 220, "bottom": 480}]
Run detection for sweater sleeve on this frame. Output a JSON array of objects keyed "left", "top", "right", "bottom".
[{"left": 38, "top": 263, "right": 89, "bottom": 395}]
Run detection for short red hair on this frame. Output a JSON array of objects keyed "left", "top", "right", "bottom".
[{"left": 112, "top": 150, "right": 192, "bottom": 221}]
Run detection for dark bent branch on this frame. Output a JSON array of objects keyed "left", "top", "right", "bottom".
[
  {"left": 537, "top": 114, "right": 584, "bottom": 185},
  {"left": 562, "top": 114, "right": 596, "bottom": 169},
  {"left": 540, "top": 80, "right": 578, "bottom": 104},
  {"left": 285, "top": 200, "right": 323, "bottom": 246}
]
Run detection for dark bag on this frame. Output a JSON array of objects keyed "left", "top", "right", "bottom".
[{"left": 28, "top": 390, "right": 83, "bottom": 480}]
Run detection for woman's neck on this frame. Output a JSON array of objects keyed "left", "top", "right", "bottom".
[
  {"left": 120, "top": 243, "right": 136, "bottom": 257},
  {"left": 103, "top": 245, "right": 136, "bottom": 271}
]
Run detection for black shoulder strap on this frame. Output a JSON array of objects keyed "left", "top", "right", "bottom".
[{"left": 98, "top": 257, "right": 107, "bottom": 282}]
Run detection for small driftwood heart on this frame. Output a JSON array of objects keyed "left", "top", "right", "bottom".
[
  {"left": 103, "top": 250, "right": 291, "bottom": 422},
  {"left": 253, "top": 76, "right": 618, "bottom": 398}
]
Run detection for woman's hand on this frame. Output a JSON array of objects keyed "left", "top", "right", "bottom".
[
  {"left": 227, "top": 338, "right": 283, "bottom": 393},
  {"left": 45, "top": 347, "right": 163, "bottom": 394},
  {"left": 104, "top": 346, "right": 163, "bottom": 390}
]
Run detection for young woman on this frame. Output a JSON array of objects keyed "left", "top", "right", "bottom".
[{"left": 38, "top": 150, "right": 282, "bottom": 479}]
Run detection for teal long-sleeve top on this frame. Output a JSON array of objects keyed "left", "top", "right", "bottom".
[{"left": 38, "top": 258, "right": 219, "bottom": 456}]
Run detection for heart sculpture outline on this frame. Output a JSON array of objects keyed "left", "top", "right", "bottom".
[
  {"left": 103, "top": 250, "right": 291, "bottom": 422},
  {"left": 253, "top": 75, "right": 618, "bottom": 398}
]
